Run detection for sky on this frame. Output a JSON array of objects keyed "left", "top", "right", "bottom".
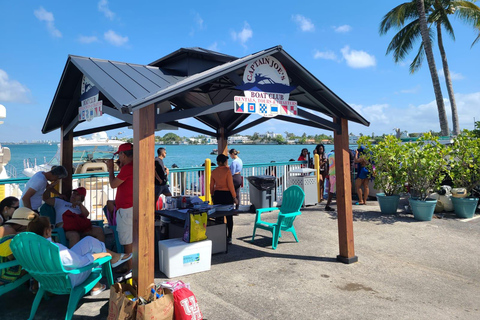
[{"left": 0, "top": 0, "right": 479, "bottom": 142}]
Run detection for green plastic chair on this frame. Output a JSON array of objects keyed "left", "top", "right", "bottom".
[
  {"left": 103, "top": 205, "right": 123, "bottom": 253},
  {"left": 10, "top": 232, "right": 114, "bottom": 320},
  {"left": 0, "top": 235, "right": 32, "bottom": 297},
  {"left": 251, "top": 185, "right": 305, "bottom": 250}
]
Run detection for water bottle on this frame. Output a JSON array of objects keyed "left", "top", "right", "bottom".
[{"left": 181, "top": 196, "right": 187, "bottom": 209}]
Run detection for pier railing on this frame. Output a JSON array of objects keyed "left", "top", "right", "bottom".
[{"left": 0, "top": 160, "right": 309, "bottom": 222}]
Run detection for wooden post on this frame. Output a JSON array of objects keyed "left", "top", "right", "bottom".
[
  {"left": 333, "top": 118, "right": 358, "bottom": 264},
  {"left": 217, "top": 127, "right": 228, "bottom": 155},
  {"left": 60, "top": 127, "right": 73, "bottom": 197},
  {"left": 133, "top": 104, "right": 155, "bottom": 298}
]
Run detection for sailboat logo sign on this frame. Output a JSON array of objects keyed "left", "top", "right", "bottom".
[{"left": 234, "top": 56, "right": 297, "bottom": 117}]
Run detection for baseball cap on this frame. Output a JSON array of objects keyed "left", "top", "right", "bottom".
[
  {"left": 114, "top": 143, "right": 133, "bottom": 155},
  {"left": 5, "top": 207, "right": 38, "bottom": 226},
  {"left": 73, "top": 187, "right": 87, "bottom": 197}
]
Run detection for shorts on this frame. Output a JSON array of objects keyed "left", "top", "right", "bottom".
[
  {"left": 155, "top": 184, "right": 171, "bottom": 199},
  {"left": 116, "top": 207, "right": 133, "bottom": 245},
  {"left": 329, "top": 175, "right": 337, "bottom": 194}
]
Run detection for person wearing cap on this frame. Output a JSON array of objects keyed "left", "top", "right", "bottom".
[
  {"left": 106, "top": 143, "right": 133, "bottom": 265},
  {"left": 155, "top": 147, "right": 172, "bottom": 200},
  {"left": 20, "top": 165, "right": 68, "bottom": 212},
  {"left": 42, "top": 186, "right": 105, "bottom": 247},
  {"left": 0, "top": 208, "right": 38, "bottom": 287}
]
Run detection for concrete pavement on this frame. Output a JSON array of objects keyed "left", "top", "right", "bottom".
[{"left": 2, "top": 198, "right": 479, "bottom": 319}]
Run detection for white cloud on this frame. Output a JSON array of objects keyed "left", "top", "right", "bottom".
[
  {"left": 438, "top": 68, "right": 464, "bottom": 80},
  {"left": 231, "top": 22, "right": 253, "bottom": 47},
  {"left": 333, "top": 25, "right": 352, "bottom": 33},
  {"left": 78, "top": 35, "right": 99, "bottom": 44},
  {"left": 104, "top": 30, "right": 128, "bottom": 46},
  {"left": 34, "top": 7, "right": 62, "bottom": 38},
  {"left": 208, "top": 42, "right": 218, "bottom": 51},
  {"left": 194, "top": 13, "right": 204, "bottom": 29},
  {"left": 398, "top": 85, "right": 421, "bottom": 94},
  {"left": 313, "top": 50, "right": 338, "bottom": 61},
  {"left": 292, "top": 14, "right": 315, "bottom": 32},
  {"left": 98, "top": 0, "right": 115, "bottom": 20},
  {"left": 0, "top": 69, "right": 31, "bottom": 103},
  {"left": 349, "top": 91, "right": 480, "bottom": 135},
  {"left": 340, "top": 46, "right": 376, "bottom": 68}
]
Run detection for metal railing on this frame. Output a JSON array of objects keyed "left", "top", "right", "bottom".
[{"left": 0, "top": 160, "right": 310, "bottom": 221}]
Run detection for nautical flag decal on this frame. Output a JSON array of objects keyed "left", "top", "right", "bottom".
[
  {"left": 271, "top": 105, "right": 278, "bottom": 113},
  {"left": 248, "top": 103, "right": 256, "bottom": 113},
  {"left": 259, "top": 103, "right": 267, "bottom": 113},
  {"left": 236, "top": 102, "right": 244, "bottom": 113},
  {"left": 282, "top": 105, "right": 288, "bottom": 114},
  {"left": 290, "top": 105, "right": 297, "bottom": 115}
]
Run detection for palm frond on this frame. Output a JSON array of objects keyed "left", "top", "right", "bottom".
[
  {"left": 380, "top": 1, "right": 419, "bottom": 34},
  {"left": 386, "top": 19, "right": 423, "bottom": 62},
  {"left": 409, "top": 43, "right": 425, "bottom": 73}
]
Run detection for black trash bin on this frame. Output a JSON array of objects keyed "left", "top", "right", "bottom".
[{"left": 247, "top": 175, "right": 276, "bottom": 211}]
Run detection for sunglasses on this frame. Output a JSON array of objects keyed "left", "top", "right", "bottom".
[{"left": 10, "top": 206, "right": 19, "bottom": 210}]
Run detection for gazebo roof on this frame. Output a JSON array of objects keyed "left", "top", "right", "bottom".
[{"left": 43, "top": 45, "right": 368, "bottom": 137}]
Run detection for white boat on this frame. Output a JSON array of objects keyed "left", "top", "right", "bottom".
[
  {"left": 0, "top": 104, "right": 22, "bottom": 198},
  {"left": 23, "top": 131, "right": 124, "bottom": 219}
]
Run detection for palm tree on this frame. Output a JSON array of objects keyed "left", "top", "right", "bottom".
[{"left": 380, "top": 0, "right": 480, "bottom": 135}]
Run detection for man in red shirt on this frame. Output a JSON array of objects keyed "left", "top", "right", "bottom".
[{"left": 107, "top": 143, "right": 133, "bottom": 268}]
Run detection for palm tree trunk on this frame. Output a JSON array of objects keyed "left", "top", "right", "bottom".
[
  {"left": 416, "top": 0, "right": 449, "bottom": 135},
  {"left": 436, "top": 22, "right": 459, "bottom": 136}
]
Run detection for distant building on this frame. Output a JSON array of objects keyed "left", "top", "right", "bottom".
[{"left": 228, "top": 135, "right": 249, "bottom": 144}]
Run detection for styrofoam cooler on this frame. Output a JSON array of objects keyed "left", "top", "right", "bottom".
[{"left": 158, "top": 238, "right": 212, "bottom": 278}]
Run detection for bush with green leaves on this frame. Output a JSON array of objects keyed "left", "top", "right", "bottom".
[
  {"left": 403, "top": 132, "right": 448, "bottom": 201},
  {"left": 358, "top": 135, "right": 407, "bottom": 196},
  {"left": 448, "top": 130, "right": 480, "bottom": 195}
]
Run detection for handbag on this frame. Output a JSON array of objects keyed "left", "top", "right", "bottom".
[
  {"left": 62, "top": 210, "right": 92, "bottom": 232},
  {"left": 173, "top": 287, "right": 203, "bottom": 320},
  {"left": 137, "top": 285, "right": 174, "bottom": 320},
  {"left": 108, "top": 282, "right": 138, "bottom": 320},
  {"left": 183, "top": 210, "right": 207, "bottom": 243}
]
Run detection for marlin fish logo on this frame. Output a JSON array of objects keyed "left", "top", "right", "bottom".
[{"left": 236, "top": 73, "right": 296, "bottom": 93}]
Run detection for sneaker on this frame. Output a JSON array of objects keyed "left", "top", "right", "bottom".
[
  {"left": 325, "top": 206, "right": 335, "bottom": 211},
  {"left": 227, "top": 237, "right": 232, "bottom": 245},
  {"left": 90, "top": 283, "right": 106, "bottom": 296}
]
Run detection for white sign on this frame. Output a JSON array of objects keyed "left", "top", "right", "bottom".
[
  {"left": 79, "top": 75, "right": 103, "bottom": 121},
  {"left": 234, "top": 56, "right": 297, "bottom": 117}
]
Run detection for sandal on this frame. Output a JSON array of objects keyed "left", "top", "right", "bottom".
[
  {"left": 90, "top": 283, "right": 106, "bottom": 296},
  {"left": 111, "top": 253, "right": 132, "bottom": 268}
]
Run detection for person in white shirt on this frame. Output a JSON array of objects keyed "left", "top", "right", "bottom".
[
  {"left": 27, "top": 216, "right": 131, "bottom": 296},
  {"left": 20, "top": 166, "right": 68, "bottom": 212},
  {"left": 43, "top": 187, "right": 105, "bottom": 247}
]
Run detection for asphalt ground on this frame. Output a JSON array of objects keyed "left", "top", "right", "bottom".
[{"left": 2, "top": 197, "right": 479, "bottom": 319}]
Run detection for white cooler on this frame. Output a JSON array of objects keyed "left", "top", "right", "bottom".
[{"left": 158, "top": 238, "right": 212, "bottom": 278}]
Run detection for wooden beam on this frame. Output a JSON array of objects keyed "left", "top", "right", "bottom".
[
  {"left": 333, "top": 117, "right": 358, "bottom": 264},
  {"left": 228, "top": 117, "right": 270, "bottom": 136},
  {"left": 275, "top": 115, "right": 326, "bottom": 130},
  {"left": 60, "top": 127, "right": 73, "bottom": 197},
  {"left": 297, "top": 108, "right": 340, "bottom": 132},
  {"left": 133, "top": 103, "right": 155, "bottom": 298},
  {"left": 217, "top": 127, "right": 228, "bottom": 155},
  {"left": 73, "top": 122, "right": 131, "bottom": 137},
  {"left": 155, "top": 101, "right": 233, "bottom": 124}
]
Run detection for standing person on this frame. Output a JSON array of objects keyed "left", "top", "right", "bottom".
[
  {"left": 325, "top": 150, "right": 336, "bottom": 211},
  {"left": 20, "top": 166, "right": 68, "bottom": 212},
  {"left": 0, "top": 196, "right": 19, "bottom": 225},
  {"left": 354, "top": 146, "right": 370, "bottom": 205},
  {"left": 314, "top": 144, "right": 328, "bottom": 202},
  {"left": 210, "top": 154, "right": 238, "bottom": 244},
  {"left": 229, "top": 148, "right": 243, "bottom": 210},
  {"left": 42, "top": 186, "right": 105, "bottom": 247},
  {"left": 298, "top": 148, "right": 310, "bottom": 168},
  {"left": 106, "top": 143, "right": 133, "bottom": 268},
  {"left": 154, "top": 147, "right": 172, "bottom": 202}
]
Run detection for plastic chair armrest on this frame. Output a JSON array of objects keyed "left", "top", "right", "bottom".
[
  {"left": 67, "top": 256, "right": 112, "bottom": 274},
  {"left": 91, "top": 220, "right": 104, "bottom": 228},
  {"left": 0, "top": 259, "right": 21, "bottom": 269},
  {"left": 256, "top": 207, "right": 280, "bottom": 214},
  {"left": 279, "top": 211, "right": 301, "bottom": 218}
]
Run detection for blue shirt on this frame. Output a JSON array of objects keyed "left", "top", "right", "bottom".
[{"left": 230, "top": 157, "right": 243, "bottom": 175}]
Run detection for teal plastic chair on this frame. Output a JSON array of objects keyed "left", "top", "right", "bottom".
[
  {"left": 10, "top": 232, "right": 114, "bottom": 320},
  {"left": 39, "top": 203, "right": 68, "bottom": 246},
  {"left": 0, "top": 235, "right": 32, "bottom": 297},
  {"left": 251, "top": 185, "right": 305, "bottom": 250}
]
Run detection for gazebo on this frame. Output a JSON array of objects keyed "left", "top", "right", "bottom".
[{"left": 42, "top": 45, "right": 369, "bottom": 297}]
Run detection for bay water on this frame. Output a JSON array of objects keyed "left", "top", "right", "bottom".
[{"left": 3, "top": 143, "right": 341, "bottom": 178}]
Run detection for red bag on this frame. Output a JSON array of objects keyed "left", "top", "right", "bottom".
[
  {"left": 173, "top": 287, "right": 203, "bottom": 320},
  {"left": 62, "top": 210, "right": 92, "bottom": 232}
]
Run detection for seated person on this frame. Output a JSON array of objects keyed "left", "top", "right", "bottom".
[
  {"left": 0, "top": 208, "right": 38, "bottom": 286},
  {"left": 0, "top": 196, "right": 19, "bottom": 226},
  {"left": 27, "top": 216, "right": 131, "bottom": 296},
  {"left": 43, "top": 186, "right": 105, "bottom": 247}
]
